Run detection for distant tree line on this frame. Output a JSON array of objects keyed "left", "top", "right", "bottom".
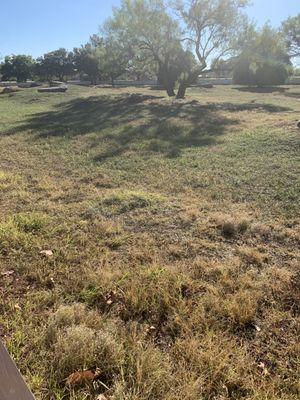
[{"left": 1, "top": 1, "right": 299, "bottom": 98}]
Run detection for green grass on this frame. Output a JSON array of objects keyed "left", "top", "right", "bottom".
[{"left": 0, "top": 84, "right": 299, "bottom": 399}]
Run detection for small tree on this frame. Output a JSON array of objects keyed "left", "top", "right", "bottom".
[{"left": 0, "top": 55, "right": 34, "bottom": 82}]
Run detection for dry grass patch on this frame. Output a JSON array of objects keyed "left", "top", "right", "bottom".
[
  {"left": 173, "top": 333, "right": 254, "bottom": 399},
  {"left": 238, "top": 246, "right": 268, "bottom": 267},
  {"left": 215, "top": 214, "right": 251, "bottom": 238}
]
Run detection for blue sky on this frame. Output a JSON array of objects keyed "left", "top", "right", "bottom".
[{"left": 0, "top": 0, "right": 299, "bottom": 58}]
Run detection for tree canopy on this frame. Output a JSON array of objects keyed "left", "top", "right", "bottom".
[
  {"left": 0, "top": 2, "right": 299, "bottom": 94},
  {"left": 35, "top": 48, "right": 74, "bottom": 83},
  {"left": 0, "top": 55, "right": 34, "bottom": 82},
  {"left": 282, "top": 14, "right": 300, "bottom": 58}
]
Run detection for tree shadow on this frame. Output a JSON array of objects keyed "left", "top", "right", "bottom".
[
  {"left": 3, "top": 93, "right": 292, "bottom": 159},
  {"left": 283, "top": 91, "right": 300, "bottom": 99},
  {"left": 233, "top": 86, "right": 288, "bottom": 94}
]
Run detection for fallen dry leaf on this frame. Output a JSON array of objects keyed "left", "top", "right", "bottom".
[
  {"left": 40, "top": 250, "right": 53, "bottom": 257},
  {"left": 254, "top": 325, "right": 261, "bottom": 332},
  {"left": 96, "top": 395, "right": 108, "bottom": 400},
  {"left": 66, "top": 370, "right": 95, "bottom": 387},
  {"left": 105, "top": 290, "right": 118, "bottom": 305},
  {"left": 258, "top": 362, "right": 270, "bottom": 376},
  {"left": 146, "top": 325, "right": 156, "bottom": 335},
  {"left": 14, "top": 303, "right": 21, "bottom": 310}
]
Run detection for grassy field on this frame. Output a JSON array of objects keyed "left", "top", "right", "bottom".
[{"left": 0, "top": 83, "right": 299, "bottom": 400}]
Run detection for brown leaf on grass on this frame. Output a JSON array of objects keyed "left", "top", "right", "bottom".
[
  {"left": 40, "top": 250, "right": 53, "bottom": 257},
  {"left": 258, "top": 362, "right": 270, "bottom": 376},
  {"left": 146, "top": 325, "right": 156, "bottom": 336},
  {"left": 96, "top": 395, "right": 108, "bottom": 400},
  {"left": 254, "top": 324, "right": 261, "bottom": 332},
  {"left": 105, "top": 290, "right": 118, "bottom": 305},
  {"left": 66, "top": 370, "right": 95, "bottom": 387}
]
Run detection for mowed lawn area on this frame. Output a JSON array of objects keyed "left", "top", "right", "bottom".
[{"left": 0, "top": 84, "right": 299, "bottom": 399}]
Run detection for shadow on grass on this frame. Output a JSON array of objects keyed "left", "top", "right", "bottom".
[
  {"left": 3, "top": 93, "right": 292, "bottom": 159},
  {"left": 233, "top": 86, "right": 289, "bottom": 94},
  {"left": 283, "top": 91, "right": 300, "bottom": 99}
]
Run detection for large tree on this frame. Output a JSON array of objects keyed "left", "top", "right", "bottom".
[
  {"left": 104, "top": 0, "right": 188, "bottom": 97},
  {"left": 102, "top": 37, "right": 133, "bottom": 86},
  {"left": 35, "top": 48, "right": 74, "bottom": 83},
  {"left": 0, "top": 55, "right": 34, "bottom": 82},
  {"left": 73, "top": 43, "right": 103, "bottom": 84},
  {"left": 171, "top": 0, "right": 250, "bottom": 96},
  {"left": 282, "top": 14, "right": 300, "bottom": 58}
]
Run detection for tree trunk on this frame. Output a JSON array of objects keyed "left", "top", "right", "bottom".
[
  {"left": 166, "top": 85, "right": 176, "bottom": 97},
  {"left": 176, "top": 82, "right": 187, "bottom": 99}
]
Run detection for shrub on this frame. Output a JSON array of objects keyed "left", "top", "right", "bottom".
[
  {"left": 255, "top": 62, "right": 288, "bottom": 86},
  {"left": 233, "top": 59, "right": 288, "bottom": 86},
  {"left": 233, "top": 58, "right": 256, "bottom": 85}
]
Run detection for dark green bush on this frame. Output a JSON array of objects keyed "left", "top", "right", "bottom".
[{"left": 233, "top": 59, "right": 288, "bottom": 86}]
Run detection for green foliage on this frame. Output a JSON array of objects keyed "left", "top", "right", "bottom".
[
  {"left": 102, "top": 37, "right": 132, "bottom": 85},
  {"left": 13, "top": 212, "right": 47, "bottom": 233},
  {"left": 233, "top": 58, "right": 288, "bottom": 86},
  {"left": 104, "top": 0, "right": 184, "bottom": 96},
  {"left": 73, "top": 39, "right": 105, "bottom": 84},
  {"left": 35, "top": 48, "right": 74, "bottom": 82},
  {"left": 254, "top": 63, "right": 289, "bottom": 86},
  {"left": 282, "top": 13, "right": 300, "bottom": 58},
  {"left": 0, "top": 55, "right": 34, "bottom": 82},
  {"left": 100, "top": 190, "right": 165, "bottom": 214},
  {"left": 173, "top": 0, "right": 250, "bottom": 69},
  {"left": 233, "top": 24, "right": 290, "bottom": 86}
]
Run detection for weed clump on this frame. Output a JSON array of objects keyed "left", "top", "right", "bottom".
[
  {"left": 53, "top": 325, "right": 125, "bottom": 381},
  {"left": 0, "top": 213, "right": 47, "bottom": 253},
  {"left": 238, "top": 246, "right": 267, "bottom": 267},
  {"left": 13, "top": 212, "right": 47, "bottom": 233},
  {"left": 46, "top": 303, "right": 125, "bottom": 382},
  {"left": 100, "top": 190, "right": 166, "bottom": 215},
  {"left": 214, "top": 215, "right": 250, "bottom": 238},
  {"left": 0, "top": 220, "right": 28, "bottom": 253},
  {"left": 224, "top": 290, "right": 259, "bottom": 327}
]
